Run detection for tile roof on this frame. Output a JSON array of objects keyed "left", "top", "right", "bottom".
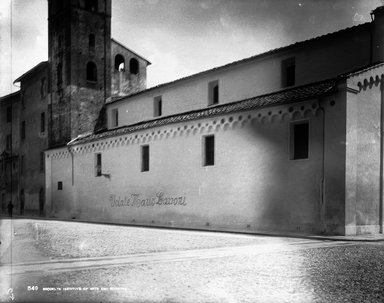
[
  {"left": 68, "top": 78, "right": 337, "bottom": 146},
  {"left": 107, "top": 23, "right": 369, "bottom": 105},
  {"left": 13, "top": 61, "right": 48, "bottom": 83}
]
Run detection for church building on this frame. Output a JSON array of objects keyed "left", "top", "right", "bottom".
[{"left": 3, "top": 1, "right": 384, "bottom": 236}]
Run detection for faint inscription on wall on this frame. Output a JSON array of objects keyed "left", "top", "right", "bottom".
[{"left": 110, "top": 193, "right": 187, "bottom": 208}]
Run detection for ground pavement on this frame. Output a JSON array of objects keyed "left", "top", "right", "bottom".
[{"left": 1, "top": 218, "right": 384, "bottom": 302}]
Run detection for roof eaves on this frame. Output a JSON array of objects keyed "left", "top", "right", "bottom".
[
  {"left": 69, "top": 78, "right": 337, "bottom": 146},
  {"left": 13, "top": 61, "right": 49, "bottom": 83}
]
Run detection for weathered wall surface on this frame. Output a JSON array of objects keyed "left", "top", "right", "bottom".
[
  {"left": 19, "top": 68, "right": 49, "bottom": 215},
  {"left": 345, "top": 67, "right": 384, "bottom": 234},
  {"left": 0, "top": 92, "right": 20, "bottom": 214},
  {"left": 111, "top": 40, "right": 148, "bottom": 97},
  {"left": 47, "top": 95, "right": 349, "bottom": 235},
  {"left": 107, "top": 24, "right": 371, "bottom": 129},
  {"left": 49, "top": 0, "right": 111, "bottom": 146}
]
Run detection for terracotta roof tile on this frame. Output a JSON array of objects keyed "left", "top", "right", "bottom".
[{"left": 69, "top": 79, "right": 336, "bottom": 146}]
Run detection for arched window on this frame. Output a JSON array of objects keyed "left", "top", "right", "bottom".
[
  {"left": 86, "top": 61, "right": 97, "bottom": 82},
  {"left": 129, "top": 58, "right": 139, "bottom": 75},
  {"left": 89, "top": 34, "right": 95, "bottom": 48},
  {"left": 85, "top": 0, "right": 98, "bottom": 12},
  {"left": 114, "top": 54, "right": 125, "bottom": 71}
]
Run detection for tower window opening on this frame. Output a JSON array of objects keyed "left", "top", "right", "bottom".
[
  {"left": 114, "top": 54, "right": 125, "bottom": 71},
  {"left": 129, "top": 58, "right": 139, "bottom": 75},
  {"left": 86, "top": 61, "right": 97, "bottom": 82},
  {"left": 89, "top": 34, "right": 95, "bottom": 48}
]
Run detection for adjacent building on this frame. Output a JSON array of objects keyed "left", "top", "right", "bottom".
[{"left": 0, "top": 0, "right": 150, "bottom": 216}]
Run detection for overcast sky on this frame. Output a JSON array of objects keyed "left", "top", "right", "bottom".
[{"left": 0, "top": 0, "right": 383, "bottom": 96}]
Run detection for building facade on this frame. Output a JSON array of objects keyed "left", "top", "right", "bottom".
[
  {"left": 0, "top": 0, "right": 149, "bottom": 216},
  {"left": 45, "top": 6, "right": 384, "bottom": 235},
  {"left": 3, "top": 1, "right": 384, "bottom": 236}
]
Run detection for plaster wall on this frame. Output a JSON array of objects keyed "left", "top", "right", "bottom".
[
  {"left": 107, "top": 25, "right": 370, "bottom": 129},
  {"left": 0, "top": 93, "right": 20, "bottom": 214},
  {"left": 111, "top": 40, "right": 148, "bottom": 97},
  {"left": 19, "top": 69, "right": 49, "bottom": 215},
  {"left": 345, "top": 70, "right": 383, "bottom": 234},
  {"left": 47, "top": 96, "right": 348, "bottom": 234}
]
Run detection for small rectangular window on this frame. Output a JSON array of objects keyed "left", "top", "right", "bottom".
[
  {"left": 208, "top": 80, "right": 219, "bottom": 106},
  {"left": 282, "top": 57, "right": 295, "bottom": 87},
  {"left": 21, "top": 121, "right": 26, "bottom": 140},
  {"left": 111, "top": 108, "right": 118, "bottom": 127},
  {"left": 58, "top": 181, "right": 63, "bottom": 190},
  {"left": 95, "top": 153, "right": 102, "bottom": 177},
  {"left": 6, "top": 134, "right": 11, "bottom": 150},
  {"left": 6, "top": 106, "right": 11, "bottom": 123},
  {"left": 40, "top": 112, "right": 45, "bottom": 133},
  {"left": 40, "top": 152, "right": 44, "bottom": 172},
  {"left": 290, "top": 121, "right": 309, "bottom": 160},
  {"left": 141, "top": 145, "right": 149, "bottom": 172},
  {"left": 203, "top": 135, "right": 215, "bottom": 166},
  {"left": 154, "top": 96, "right": 162, "bottom": 117}
]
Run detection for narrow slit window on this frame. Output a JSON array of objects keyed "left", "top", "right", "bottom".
[
  {"left": 40, "top": 112, "right": 45, "bottom": 133},
  {"left": 203, "top": 135, "right": 215, "bottom": 166},
  {"left": 89, "top": 34, "right": 95, "bottom": 48},
  {"left": 86, "top": 61, "right": 97, "bottom": 82},
  {"left": 6, "top": 135, "right": 11, "bottom": 150},
  {"left": 95, "top": 153, "right": 102, "bottom": 176},
  {"left": 208, "top": 80, "right": 219, "bottom": 105},
  {"left": 20, "top": 155, "right": 25, "bottom": 175},
  {"left": 6, "top": 106, "right": 11, "bottom": 123},
  {"left": 290, "top": 121, "right": 309, "bottom": 160},
  {"left": 154, "top": 96, "right": 162, "bottom": 117},
  {"left": 21, "top": 121, "right": 26, "bottom": 140},
  {"left": 111, "top": 108, "right": 119, "bottom": 127},
  {"left": 141, "top": 145, "right": 149, "bottom": 172},
  {"left": 58, "top": 181, "right": 63, "bottom": 190},
  {"left": 40, "top": 77, "right": 46, "bottom": 98}
]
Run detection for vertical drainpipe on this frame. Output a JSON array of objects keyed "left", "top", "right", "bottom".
[
  {"left": 380, "top": 77, "right": 384, "bottom": 233},
  {"left": 318, "top": 98, "right": 326, "bottom": 233}
]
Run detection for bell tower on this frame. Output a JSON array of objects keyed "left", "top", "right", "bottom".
[{"left": 48, "top": 0, "right": 111, "bottom": 147}]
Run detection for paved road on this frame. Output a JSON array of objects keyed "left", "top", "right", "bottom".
[{"left": 1, "top": 218, "right": 384, "bottom": 303}]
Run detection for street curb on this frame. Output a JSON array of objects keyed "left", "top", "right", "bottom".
[{"left": 2, "top": 215, "right": 384, "bottom": 242}]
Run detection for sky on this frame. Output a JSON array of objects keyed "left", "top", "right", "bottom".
[{"left": 0, "top": 0, "right": 383, "bottom": 96}]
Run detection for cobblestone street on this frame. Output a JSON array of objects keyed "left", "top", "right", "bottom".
[{"left": 1, "top": 218, "right": 384, "bottom": 302}]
